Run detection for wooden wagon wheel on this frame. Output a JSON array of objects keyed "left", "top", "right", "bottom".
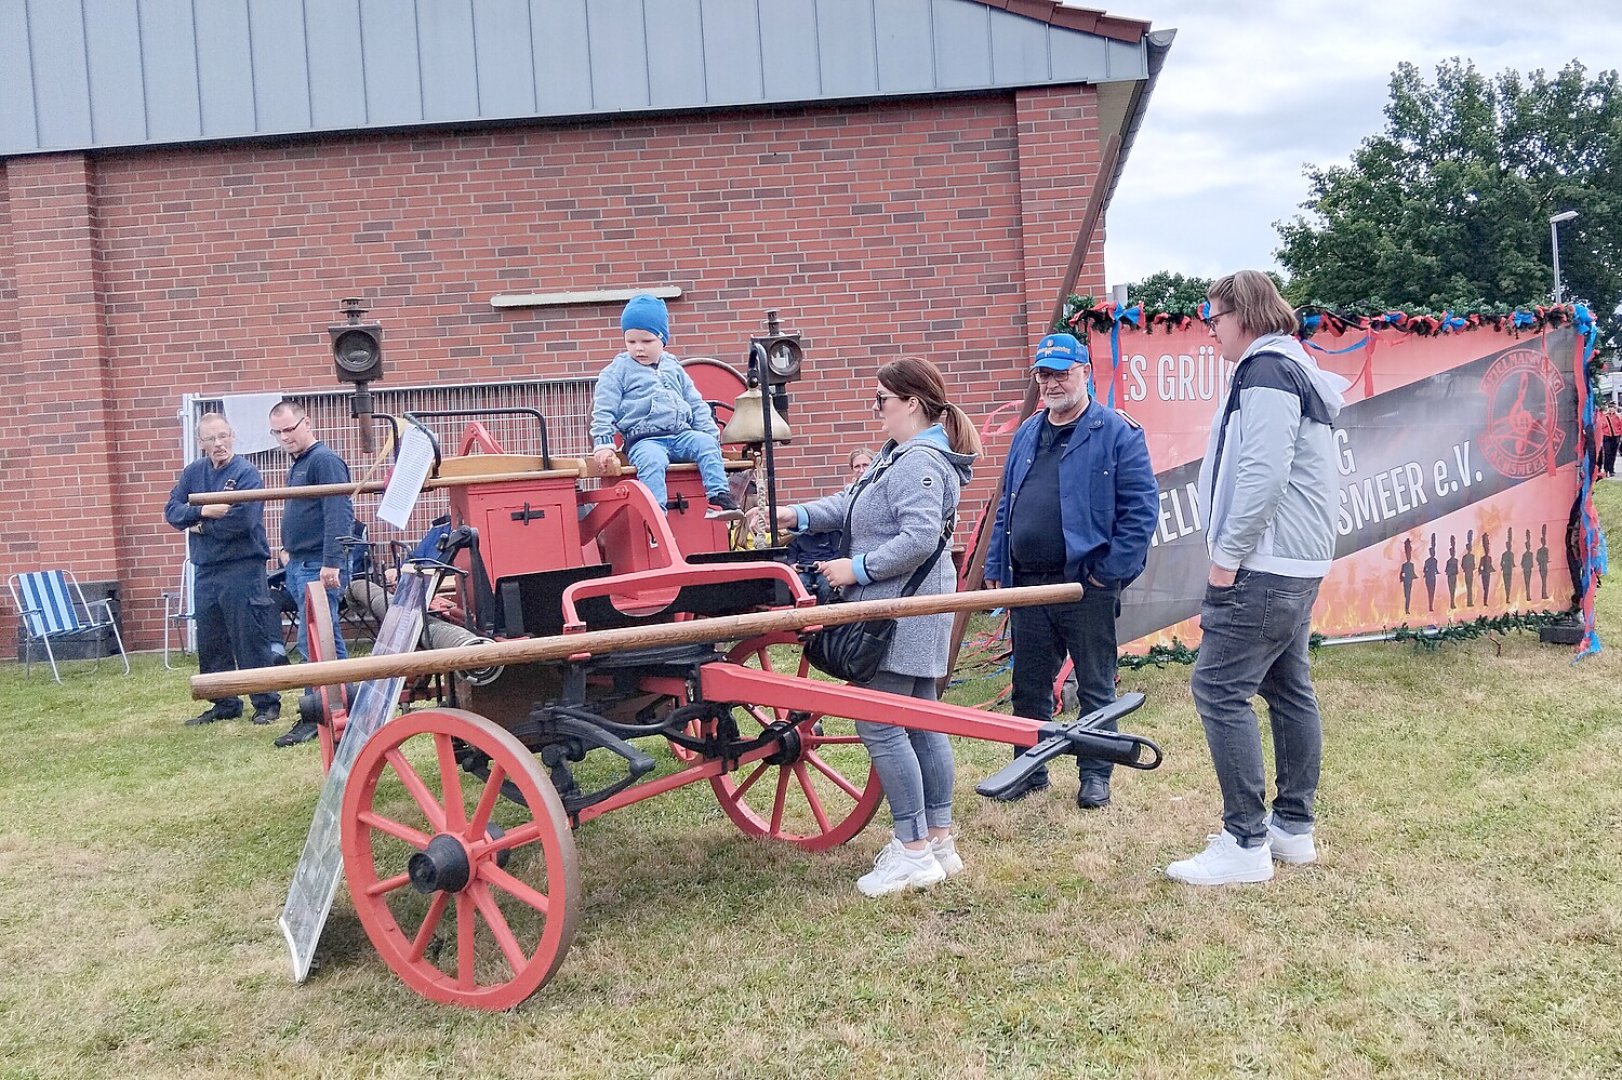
[
  {"left": 341, "top": 708, "right": 580, "bottom": 1011},
  {"left": 302, "top": 589, "right": 346, "bottom": 773},
  {"left": 708, "top": 634, "right": 884, "bottom": 852}
]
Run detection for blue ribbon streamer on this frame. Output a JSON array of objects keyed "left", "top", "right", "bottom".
[{"left": 1304, "top": 333, "right": 1372, "bottom": 356}]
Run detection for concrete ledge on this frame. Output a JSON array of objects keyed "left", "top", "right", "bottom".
[{"left": 490, "top": 286, "right": 683, "bottom": 309}]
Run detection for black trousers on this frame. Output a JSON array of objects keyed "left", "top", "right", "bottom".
[
  {"left": 1602, "top": 435, "right": 1618, "bottom": 477},
  {"left": 1008, "top": 571, "right": 1122, "bottom": 781},
  {"left": 195, "top": 558, "right": 283, "bottom": 714}
]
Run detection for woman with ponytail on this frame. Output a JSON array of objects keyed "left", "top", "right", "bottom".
[{"left": 749, "top": 356, "right": 980, "bottom": 897}]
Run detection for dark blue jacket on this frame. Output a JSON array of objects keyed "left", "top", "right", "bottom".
[
  {"left": 987, "top": 404, "right": 1158, "bottom": 589},
  {"left": 281, "top": 440, "right": 353, "bottom": 568},
  {"left": 164, "top": 455, "right": 272, "bottom": 567}
]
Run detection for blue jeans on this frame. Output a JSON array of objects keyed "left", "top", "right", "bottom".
[
  {"left": 626, "top": 431, "right": 729, "bottom": 508},
  {"left": 285, "top": 558, "right": 349, "bottom": 663},
  {"left": 854, "top": 671, "right": 955, "bottom": 843},
  {"left": 1190, "top": 569, "right": 1323, "bottom": 847},
  {"left": 1009, "top": 575, "right": 1122, "bottom": 782}
]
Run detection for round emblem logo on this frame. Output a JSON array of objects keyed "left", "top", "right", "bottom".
[{"left": 1479, "top": 347, "right": 1566, "bottom": 479}]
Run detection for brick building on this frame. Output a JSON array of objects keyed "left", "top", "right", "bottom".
[{"left": 0, "top": 0, "right": 1171, "bottom": 652}]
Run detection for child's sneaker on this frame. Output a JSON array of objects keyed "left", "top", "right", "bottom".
[
  {"left": 705, "top": 491, "right": 744, "bottom": 520},
  {"left": 929, "top": 834, "right": 965, "bottom": 877},
  {"left": 1165, "top": 830, "right": 1274, "bottom": 886},
  {"left": 1265, "top": 816, "right": 1317, "bottom": 865},
  {"left": 857, "top": 838, "right": 947, "bottom": 897}
]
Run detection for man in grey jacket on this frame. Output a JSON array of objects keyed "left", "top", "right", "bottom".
[{"left": 1167, "top": 270, "right": 1349, "bottom": 886}]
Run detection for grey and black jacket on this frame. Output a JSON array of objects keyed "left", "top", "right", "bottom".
[
  {"left": 793, "top": 425, "right": 974, "bottom": 678},
  {"left": 1197, "top": 333, "right": 1348, "bottom": 579}
]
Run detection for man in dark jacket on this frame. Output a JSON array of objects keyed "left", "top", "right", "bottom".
[
  {"left": 164, "top": 413, "right": 286, "bottom": 727},
  {"left": 268, "top": 399, "right": 354, "bottom": 747},
  {"left": 985, "top": 333, "right": 1159, "bottom": 808}
]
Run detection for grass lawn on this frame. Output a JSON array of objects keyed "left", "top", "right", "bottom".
[{"left": 3, "top": 486, "right": 1620, "bottom": 1079}]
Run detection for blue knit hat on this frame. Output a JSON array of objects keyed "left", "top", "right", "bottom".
[
  {"left": 1033, "top": 332, "right": 1088, "bottom": 370},
  {"left": 621, "top": 294, "right": 670, "bottom": 343}
]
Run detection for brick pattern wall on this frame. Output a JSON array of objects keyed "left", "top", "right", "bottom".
[
  {"left": 2, "top": 87, "right": 1105, "bottom": 653},
  {"left": 3, "top": 156, "right": 123, "bottom": 628}
]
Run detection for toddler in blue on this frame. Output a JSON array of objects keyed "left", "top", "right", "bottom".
[{"left": 590, "top": 294, "right": 742, "bottom": 519}]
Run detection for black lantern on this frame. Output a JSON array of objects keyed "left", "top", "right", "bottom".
[{"left": 329, "top": 297, "right": 384, "bottom": 383}]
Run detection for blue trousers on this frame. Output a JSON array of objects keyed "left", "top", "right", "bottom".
[
  {"left": 1009, "top": 575, "right": 1122, "bottom": 783},
  {"left": 626, "top": 431, "right": 729, "bottom": 509},
  {"left": 285, "top": 557, "right": 349, "bottom": 663},
  {"left": 1190, "top": 570, "right": 1323, "bottom": 847},
  {"left": 195, "top": 558, "right": 284, "bottom": 714},
  {"left": 853, "top": 671, "right": 955, "bottom": 843}
]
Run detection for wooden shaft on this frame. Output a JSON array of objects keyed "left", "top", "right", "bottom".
[
  {"left": 188, "top": 459, "right": 756, "bottom": 504},
  {"left": 190, "top": 582, "right": 1081, "bottom": 700},
  {"left": 188, "top": 469, "right": 586, "bottom": 505}
]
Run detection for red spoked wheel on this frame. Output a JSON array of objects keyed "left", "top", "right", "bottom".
[
  {"left": 709, "top": 634, "right": 884, "bottom": 851},
  {"left": 341, "top": 708, "right": 580, "bottom": 1011},
  {"left": 302, "top": 589, "right": 346, "bottom": 774}
]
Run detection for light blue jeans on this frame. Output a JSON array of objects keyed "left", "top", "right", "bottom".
[
  {"left": 285, "top": 557, "right": 349, "bottom": 662},
  {"left": 854, "top": 670, "right": 955, "bottom": 843},
  {"left": 626, "top": 430, "right": 729, "bottom": 508},
  {"left": 1190, "top": 569, "right": 1323, "bottom": 847}
]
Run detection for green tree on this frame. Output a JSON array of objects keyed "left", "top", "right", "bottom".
[
  {"left": 1125, "top": 271, "right": 1211, "bottom": 315},
  {"left": 1276, "top": 59, "right": 1621, "bottom": 347}
]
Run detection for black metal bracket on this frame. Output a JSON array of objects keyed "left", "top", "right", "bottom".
[
  {"left": 510, "top": 503, "right": 547, "bottom": 523},
  {"left": 975, "top": 692, "right": 1162, "bottom": 800}
]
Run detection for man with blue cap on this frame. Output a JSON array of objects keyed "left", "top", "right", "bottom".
[
  {"left": 984, "top": 332, "right": 1158, "bottom": 807},
  {"left": 590, "top": 294, "right": 741, "bottom": 519}
]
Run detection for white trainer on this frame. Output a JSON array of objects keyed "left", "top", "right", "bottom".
[
  {"left": 857, "top": 838, "right": 947, "bottom": 897},
  {"left": 1165, "top": 830, "right": 1274, "bottom": 886},
  {"left": 1266, "top": 818, "right": 1317, "bottom": 865},
  {"left": 929, "top": 834, "right": 965, "bottom": 877}
]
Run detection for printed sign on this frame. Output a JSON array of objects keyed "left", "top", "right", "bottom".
[
  {"left": 278, "top": 572, "right": 427, "bottom": 982},
  {"left": 1083, "top": 326, "right": 1583, "bottom": 646}
]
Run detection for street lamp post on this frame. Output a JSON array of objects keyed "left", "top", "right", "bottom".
[{"left": 1549, "top": 210, "right": 1578, "bottom": 305}]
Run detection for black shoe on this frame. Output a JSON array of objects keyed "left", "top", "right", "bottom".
[
  {"left": 185, "top": 707, "right": 237, "bottom": 727},
  {"left": 274, "top": 720, "right": 319, "bottom": 747},
  {"left": 989, "top": 769, "right": 1050, "bottom": 802},
  {"left": 1077, "top": 775, "right": 1112, "bottom": 809},
  {"left": 251, "top": 706, "right": 281, "bottom": 727},
  {"left": 705, "top": 492, "right": 743, "bottom": 520}
]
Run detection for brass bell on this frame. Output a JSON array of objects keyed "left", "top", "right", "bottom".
[{"left": 719, "top": 387, "right": 791, "bottom": 445}]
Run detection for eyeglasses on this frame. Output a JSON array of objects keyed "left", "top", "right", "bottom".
[
  {"left": 873, "top": 392, "right": 899, "bottom": 412},
  {"left": 1032, "top": 367, "right": 1078, "bottom": 382},
  {"left": 199, "top": 433, "right": 233, "bottom": 444},
  {"left": 269, "top": 417, "right": 308, "bottom": 437},
  {"left": 1202, "top": 309, "right": 1233, "bottom": 330}
]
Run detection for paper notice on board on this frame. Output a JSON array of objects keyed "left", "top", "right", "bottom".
[{"left": 376, "top": 426, "right": 435, "bottom": 529}]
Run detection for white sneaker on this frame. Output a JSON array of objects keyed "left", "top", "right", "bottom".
[
  {"left": 857, "top": 838, "right": 947, "bottom": 897},
  {"left": 1166, "top": 830, "right": 1274, "bottom": 886},
  {"left": 1266, "top": 818, "right": 1317, "bottom": 865},
  {"left": 929, "top": 835, "right": 965, "bottom": 877}
]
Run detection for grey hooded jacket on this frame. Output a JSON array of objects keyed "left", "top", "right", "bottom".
[
  {"left": 796, "top": 425, "right": 974, "bottom": 678},
  {"left": 1197, "top": 333, "right": 1349, "bottom": 578}
]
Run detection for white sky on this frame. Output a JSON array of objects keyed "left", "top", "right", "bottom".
[{"left": 1103, "top": 0, "right": 1622, "bottom": 286}]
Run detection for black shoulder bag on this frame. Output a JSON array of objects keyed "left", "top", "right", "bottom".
[{"left": 803, "top": 453, "right": 952, "bottom": 684}]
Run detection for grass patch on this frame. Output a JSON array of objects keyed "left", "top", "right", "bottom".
[{"left": 3, "top": 485, "right": 1621, "bottom": 1077}]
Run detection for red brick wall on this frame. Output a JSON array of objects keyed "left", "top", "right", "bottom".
[{"left": 2, "top": 86, "right": 1106, "bottom": 653}]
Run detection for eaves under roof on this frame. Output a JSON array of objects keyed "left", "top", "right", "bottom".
[{"left": 1, "top": 0, "right": 1167, "bottom": 164}]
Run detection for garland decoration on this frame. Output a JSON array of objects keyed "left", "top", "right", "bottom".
[
  {"left": 1111, "top": 611, "right": 1573, "bottom": 669},
  {"left": 1054, "top": 295, "right": 1586, "bottom": 341}
]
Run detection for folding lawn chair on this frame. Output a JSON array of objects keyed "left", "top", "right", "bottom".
[
  {"left": 162, "top": 559, "right": 196, "bottom": 670},
  {"left": 7, "top": 569, "right": 131, "bottom": 683}
]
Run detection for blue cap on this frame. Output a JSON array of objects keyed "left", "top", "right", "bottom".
[
  {"left": 1033, "top": 333, "right": 1088, "bottom": 370},
  {"left": 621, "top": 294, "right": 670, "bottom": 343}
]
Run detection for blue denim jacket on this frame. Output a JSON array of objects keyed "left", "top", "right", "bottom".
[{"left": 987, "top": 404, "right": 1158, "bottom": 589}]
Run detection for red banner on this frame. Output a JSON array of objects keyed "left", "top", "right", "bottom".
[{"left": 1060, "top": 324, "right": 1583, "bottom": 647}]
